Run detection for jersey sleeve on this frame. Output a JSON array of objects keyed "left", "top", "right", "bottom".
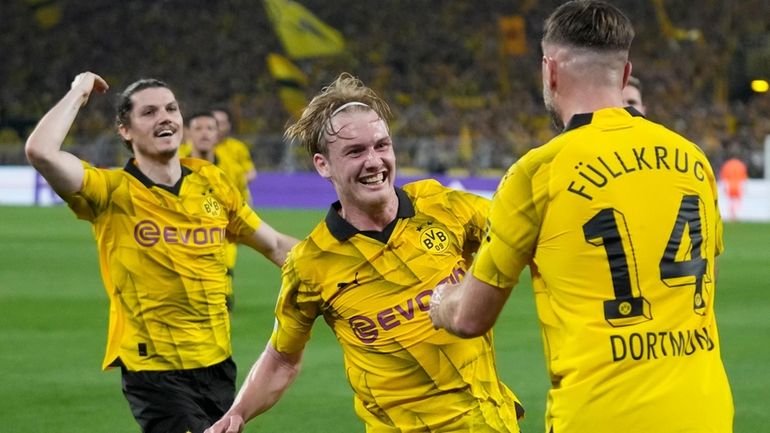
[
  {"left": 472, "top": 160, "right": 543, "bottom": 289},
  {"left": 218, "top": 167, "right": 261, "bottom": 237},
  {"left": 270, "top": 254, "right": 320, "bottom": 354},
  {"left": 62, "top": 160, "right": 111, "bottom": 222},
  {"left": 444, "top": 188, "right": 490, "bottom": 262},
  {"left": 450, "top": 189, "right": 490, "bottom": 245},
  {"left": 227, "top": 201, "right": 262, "bottom": 238}
]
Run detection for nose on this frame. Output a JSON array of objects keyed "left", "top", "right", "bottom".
[{"left": 363, "top": 148, "right": 380, "bottom": 168}]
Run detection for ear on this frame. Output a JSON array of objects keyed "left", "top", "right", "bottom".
[
  {"left": 622, "top": 61, "right": 632, "bottom": 89},
  {"left": 313, "top": 153, "right": 331, "bottom": 179},
  {"left": 543, "top": 56, "right": 558, "bottom": 91},
  {"left": 118, "top": 124, "right": 131, "bottom": 143}
]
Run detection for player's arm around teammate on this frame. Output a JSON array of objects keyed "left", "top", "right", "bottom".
[{"left": 238, "top": 223, "right": 297, "bottom": 268}]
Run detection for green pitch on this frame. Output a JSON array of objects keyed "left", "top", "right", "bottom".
[{"left": 0, "top": 206, "right": 767, "bottom": 432}]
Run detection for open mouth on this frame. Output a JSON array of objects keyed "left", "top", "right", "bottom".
[
  {"left": 360, "top": 172, "right": 386, "bottom": 185},
  {"left": 154, "top": 127, "right": 176, "bottom": 137}
]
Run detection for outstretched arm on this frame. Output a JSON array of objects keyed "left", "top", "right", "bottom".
[
  {"left": 238, "top": 221, "right": 299, "bottom": 267},
  {"left": 430, "top": 274, "right": 512, "bottom": 338},
  {"left": 25, "top": 72, "right": 109, "bottom": 196},
  {"left": 204, "top": 344, "right": 303, "bottom": 433}
]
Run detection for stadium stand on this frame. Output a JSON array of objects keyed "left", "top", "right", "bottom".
[{"left": 1, "top": 0, "right": 768, "bottom": 176}]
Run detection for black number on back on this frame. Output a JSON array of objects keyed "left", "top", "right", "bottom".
[
  {"left": 659, "top": 195, "right": 708, "bottom": 314},
  {"left": 583, "top": 195, "right": 709, "bottom": 327}
]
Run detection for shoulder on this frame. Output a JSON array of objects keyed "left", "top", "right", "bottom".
[
  {"left": 222, "top": 137, "right": 250, "bottom": 151},
  {"left": 284, "top": 220, "right": 336, "bottom": 278},
  {"left": 81, "top": 161, "right": 129, "bottom": 186},
  {"left": 403, "top": 179, "right": 489, "bottom": 219},
  {"left": 401, "top": 179, "right": 451, "bottom": 199},
  {"left": 180, "top": 157, "right": 239, "bottom": 194},
  {"left": 181, "top": 157, "right": 225, "bottom": 180}
]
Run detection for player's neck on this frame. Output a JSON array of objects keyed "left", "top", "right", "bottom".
[
  {"left": 133, "top": 154, "right": 182, "bottom": 187},
  {"left": 339, "top": 196, "right": 398, "bottom": 232},
  {"left": 562, "top": 88, "right": 624, "bottom": 121}
]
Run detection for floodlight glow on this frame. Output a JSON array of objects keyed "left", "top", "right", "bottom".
[{"left": 751, "top": 80, "right": 769, "bottom": 93}]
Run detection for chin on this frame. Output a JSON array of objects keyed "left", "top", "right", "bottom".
[{"left": 158, "top": 148, "right": 178, "bottom": 160}]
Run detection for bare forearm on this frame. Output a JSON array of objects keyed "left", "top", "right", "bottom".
[
  {"left": 430, "top": 276, "right": 512, "bottom": 338},
  {"left": 430, "top": 283, "right": 471, "bottom": 337},
  {"left": 228, "top": 346, "right": 301, "bottom": 422},
  {"left": 241, "top": 224, "right": 299, "bottom": 267},
  {"left": 26, "top": 87, "right": 86, "bottom": 161},
  {"left": 271, "top": 233, "right": 299, "bottom": 266}
]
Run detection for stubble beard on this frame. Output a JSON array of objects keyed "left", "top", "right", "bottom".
[{"left": 543, "top": 89, "right": 564, "bottom": 131}]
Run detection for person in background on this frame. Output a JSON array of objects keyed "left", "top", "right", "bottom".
[
  {"left": 187, "top": 110, "right": 252, "bottom": 308},
  {"left": 206, "top": 73, "right": 523, "bottom": 433},
  {"left": 719, "top": 156, "right": 748, "bottom": 221},
  {"left": 25, "top": 72, "right": 298, "bottom": 433},
  {"left": 430, "top": 2, "right": 734, "bottom": 432},
  {"left": 213, "top": 108, "right": 258, "bottom": 203},
  {"left": 622, "top": 74, "right": 646, "bottom": 115}
]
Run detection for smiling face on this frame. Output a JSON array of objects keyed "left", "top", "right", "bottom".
[
  {"left": 118, "top": 87, "right": 183, "bottom": 160},
  {"left": 313, "top": 109, "right": 396, "bottom": 216}
]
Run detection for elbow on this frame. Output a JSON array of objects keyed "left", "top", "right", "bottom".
[
  {"left": 447, "top": 315, "right": 493, "bottom": 339},
  {"left": 25, "top": 139, "right": 54, "bottom": 169},
  {"left": 24, "top": 141, "right": 44, "bottom": 165}
]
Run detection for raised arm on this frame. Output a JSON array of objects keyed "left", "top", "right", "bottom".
[
  {"left": 25, "top": 72, "right": 109, "bottom": 196},
  {"left": 238, "top": 221, "right": 299, "bottom": 267},
  {"left": 204, "top": 344, "right": 303, "bottom": 433}
]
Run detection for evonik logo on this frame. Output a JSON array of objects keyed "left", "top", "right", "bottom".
[
  {"left": 347, "top": 266, "right": 467, "bottom": 344},
  {"left": 349, "top": 289, "right": 433, "bottom": 344},
  {"left": 133, "top": 220, "right": 226, "bottom": 247}
]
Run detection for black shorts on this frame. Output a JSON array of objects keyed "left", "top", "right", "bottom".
[{"left": 121, "top": 358, "right": 237, "bottom": 433}]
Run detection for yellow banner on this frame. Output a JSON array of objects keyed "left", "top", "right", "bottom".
[
  {"left": 264, "top": 0, "right": 345, "bottom": 59},
  {"left": 499, "top": 15, "right": 527, "bottom": 56},
  {"left": 267, "top": 53, "right": 308, "bottom": 118}
]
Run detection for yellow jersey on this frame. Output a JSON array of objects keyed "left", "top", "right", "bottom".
[
  {"left": 473, "top": 108, "right": 733, "bottom": 433},
  {"left": 272, "top": 180, "right": 522, "bottom": 433},
  {"left": 63, "top": 158, "right": 262, "bottom": 371},
  {"left": 179, "top": 141, "right": 251, "bottom": 203}
]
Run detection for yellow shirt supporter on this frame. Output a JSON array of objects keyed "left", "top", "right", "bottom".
[
  {"left": 272, "top": 180, "right": 522, "bottom": 433},
  {"left": 179, "top": 140, "right": 251, "bottom": 202},
  {"left": 63, "top": 158, "right": 262, "bottom": 371},
  {"left": 473, "top": 108, "right": 733, "bottom": 433}
]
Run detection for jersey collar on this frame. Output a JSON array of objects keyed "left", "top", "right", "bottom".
[
  {"left": 124, "top": 158, "right": 192, "bottom": 196},
  {"left": 325, "top": 187, "right": 416, "bottom": 242},
  {"left": 563, "top": 106, "right": 645, "bottom": 133}
]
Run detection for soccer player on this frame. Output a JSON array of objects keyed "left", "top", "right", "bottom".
[
  {"left": 212, "top": 108, "right": 258, "bottom": 203},
  {"left": 205, "top": 73, "right": 523, "bottom": 433},
  {"left": 187, "top": 110, "right": 251, "bottom": 307},
  {"left": 24, "top": 72, "right": 298, "bottom": 433},
  {"left": 622, "top": 75, "right": 646, "bottom": 115},
  {"left": 430, "top": 2, "right": 734, "bottom": 433}
]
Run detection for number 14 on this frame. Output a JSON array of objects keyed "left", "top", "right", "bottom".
[{"left": 583, "top": 195, "right": 709, "bottom": 327}]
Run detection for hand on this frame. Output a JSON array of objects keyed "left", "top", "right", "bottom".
[
  {"left": 204, "top": 414, "right": 245, "bottom": 433},
  {"left": 70, "top": 72, "right": 109, "bottom": 105},
  {"left": 428, "top": 283, "right": 446, "bottom": 329}
]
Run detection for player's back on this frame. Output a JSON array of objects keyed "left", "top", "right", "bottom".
[{"left": 528, "top": 108, "right": 733, "bottom": 432}]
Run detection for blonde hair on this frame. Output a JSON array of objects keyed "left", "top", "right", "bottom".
[{"left": 284, "top": 73, "right": 392, "bottom": 156}]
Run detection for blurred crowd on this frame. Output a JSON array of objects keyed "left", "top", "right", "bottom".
[{"left": 1, "top": 0, "right": 768, "bottom": 176}]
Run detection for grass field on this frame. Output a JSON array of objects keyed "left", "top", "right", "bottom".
[{"left": 1, "top": 205, "right": 768, "bottom": 432}]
